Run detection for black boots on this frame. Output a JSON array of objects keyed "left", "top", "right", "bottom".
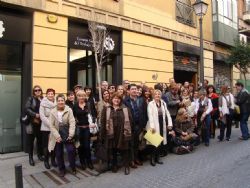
[
  {"left": 29, "top": 154, "right": 35, "bottom": 166},
  {"left": 37, "top": 155, "right": 44, "bottom": 161},
  {"left": 150, "top": 154, "right": 156, "bottom": 166},
  {"left": 87, "top": 161, "right": 94, "bottom": 170},
  {"left": 43, "top": 149, "right": 50, "bottom": 169},
  {"left": 80, "top": 159, "right": 86, "bottom": 170},
  {"left": 155, "top": 155, "right": 163, "bottom": 165},
  {"left": 51, "top": 151, "right": 57, "bottom": 167}
]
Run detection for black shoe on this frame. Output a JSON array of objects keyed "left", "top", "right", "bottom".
[
  {"left": 150, "top": 156, "right": 156, "bottom": 167},
  {"left": 80, "top": 161, "right": 86, "bottom": 170},
  {"left": 205, "top": 143, "right": 209, "bottom": 147},
  {"left": 44, "top": 160, "right": 50, "bottom": 169},
  {"left": 226, "top": 138, "right": 231, "bottom": 141},
  {"left": 124, "top": 167, "right": 130, "bottom": 175},
  {"left": 112, "top": 165, "right": 118, "bottom": 173},
  {"left": 51, "top": 159, "right": 57, "bottom": 168},
  {"left": 59, "top": 170, "right": 65, "bottom": 177},
  {"left": 87, "top": 162, "right": 94, "bottom": 170},
  {"left": 29, "top": 154, "right": 35, "bottom": 166},
  {"left": 155, "top": 157, "right": 163, "bottom": 165},
  {"left": 38, "top": 155, "right": 44, "bottom": 161},
  {"left": 217, "top": 136, "right": 223, "bottom": 142},
  {"left": 72, "top": 168, "right": 77, "bottom": 175}
]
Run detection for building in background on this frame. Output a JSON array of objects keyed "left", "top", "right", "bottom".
[
  {"left": 238, "top": 0, "right": 250, "bottom": 90},
  {"left": 0, "top": 0, "right": 240, "bottom": 153}
]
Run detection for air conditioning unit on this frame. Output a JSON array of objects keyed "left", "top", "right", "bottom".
[{"left": 239, "top": 34, "right": 247, "bottom": 43}]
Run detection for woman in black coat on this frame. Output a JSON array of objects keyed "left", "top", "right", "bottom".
[{"left": 24, "top": 85, "right": 44, "bottom": 166}]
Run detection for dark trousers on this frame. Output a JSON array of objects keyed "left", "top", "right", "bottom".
[
  {"left": 112, "top": 149, "right": 129, "bottom": 167},
  {"left": 55, "top": 142, "right": 76, "bottom": 171},
  {"left": 130, "top": 128, "right": 141, "bottom": 162},
  {"left": 240, "top": 113, "right": 250, "bottom": 139},
  {"left": 219, "top": 114, "right": 233, "bottom": 140},
  {"left": 78, "top": 128, "right": 91, "bottom": 163},
  {"left": 203, "top": 115, "right": 211, "bottom": 144},
  {"left": 42, "top": 131, "right": 56, "bottom": 161},
  {"left": 27, "top": 124, "right": 43, "bottom": 156},
  {"left": 210, "top": 118, "right": 217, "bottom": 137}
]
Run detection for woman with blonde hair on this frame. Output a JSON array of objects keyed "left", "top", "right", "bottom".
[
  {"left": 146, "top": 89, "right": 173, "bottom": 166},
  {"left": 24, "top": 85, "right": 44, "bottom": 166},
  {"left": 73, "top": 90, "right": 95, "bottom": 170}
]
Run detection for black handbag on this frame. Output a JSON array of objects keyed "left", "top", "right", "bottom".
[{"left": 59, "top": 123, "right": 69, "bottom": 143}]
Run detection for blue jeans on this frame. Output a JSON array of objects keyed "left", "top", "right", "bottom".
[
  {"left": 240, "top": 113, "right": 250, "bottom": 139},
  {"left": 204, "top": 115, "right": 211, "bottom": 144}
]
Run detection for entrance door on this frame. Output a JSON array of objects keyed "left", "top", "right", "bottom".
[{"left": 0, "top": 42, "right": 22, "bottom": 153}]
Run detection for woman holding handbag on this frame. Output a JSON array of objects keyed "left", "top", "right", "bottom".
[
  {"left": 25, "top": 85, "right": 44, "bottom": 166},
  {"left": 217, "top": 85, "right": 235, "bottom": 141},
  {"left": 73, "top": 90, "right": 95, "bottom": 170},
  {"left": 146, "top": 89, "right": 173, "bottom": 166},
  {"left": 48, "top": 94, "right": 76, "bottom": 177},
  {"left": 39, "top": 88, "right": 57, "bottom": 169}
]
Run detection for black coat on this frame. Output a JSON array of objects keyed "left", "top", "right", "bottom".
[
  {"left": 236, "top": 89, "right": 250, "bottom": 114},
  {"left": 123, "top": 96, "right": 148, "bottom": 133}
]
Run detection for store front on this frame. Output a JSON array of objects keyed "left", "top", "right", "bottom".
[
  {"left": 0, "top": 8, "right": 32, "bottom": 153},
  {"left": 213, "top": 52, "right": 232, "bottom": 90},
  {"left": 173, "top": 42, "right": 199, "bottom": 86},
  {"left": 68, "top": 22, "right": 122, "bottom": 91}
]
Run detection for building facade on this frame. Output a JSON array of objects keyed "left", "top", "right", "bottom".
[{"left": 0, "top": 0, "right": 240, "bottom": 153}]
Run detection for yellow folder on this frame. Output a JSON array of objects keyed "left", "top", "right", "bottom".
[{"left": 144, "top": 130, "right": 163, "bottom": 147}]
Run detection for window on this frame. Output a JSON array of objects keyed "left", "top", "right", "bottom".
[
  {"left": 176, "top": 0, "right": 196, "bottom": 27},
  {"left": 212, "top": 0, "right": 238, "bottom": 29}
]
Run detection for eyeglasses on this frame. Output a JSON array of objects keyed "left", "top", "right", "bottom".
[
  {"left": 34, "top": 89, "right": 41, "bottom": 92},
  {"left": 109, "top": 86, "right": 115, "bottom": 89}
]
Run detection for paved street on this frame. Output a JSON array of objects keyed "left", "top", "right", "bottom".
[{"left": 1, "top": 127, "right": 250, "bottom": 188}]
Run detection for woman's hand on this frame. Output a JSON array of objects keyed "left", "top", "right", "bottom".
[
  {"left": 67, "top": 136, "right": 73, "bottom": 142},
  {"left": 220, "top": 112, "right": 223, "bottom": 119},
  {"left": 89, "top": 124, "right": 96, "bottom": 128},
  {"left": 56, "top": 137, "right": 62, "bottom": 143},
  {"left": 35, "top": 114, "right": 40, "bottom": 119},
  {"left": 151, "top": 128, "right": 156, "bottom": 134}
]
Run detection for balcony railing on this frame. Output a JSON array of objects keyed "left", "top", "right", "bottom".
[{"left": 176, "top": 0, "right": 196, "bottom": 27}]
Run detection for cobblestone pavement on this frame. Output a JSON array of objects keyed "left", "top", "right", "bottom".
[
  {"left": 70, "top": 128, "right": 250, "bottom": 188},
  {"left": 0, "top": 128, "right": 250, "bottom": 188}
]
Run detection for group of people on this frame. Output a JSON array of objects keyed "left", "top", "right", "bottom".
[{"left": 22, "top": 78, "right": 250, "bottom": 177}]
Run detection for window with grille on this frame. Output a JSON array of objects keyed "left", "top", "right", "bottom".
[{"left": 176, "top": 0, "right": 196, "bottom": 27}]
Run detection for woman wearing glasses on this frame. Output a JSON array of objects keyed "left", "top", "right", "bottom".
[{"left": 24, "top": 85, "right": 44, "bottom": 166}]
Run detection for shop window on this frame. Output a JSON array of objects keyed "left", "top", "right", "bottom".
[{"left": 176, "top": 0, "right": 196, "bottom": 27}]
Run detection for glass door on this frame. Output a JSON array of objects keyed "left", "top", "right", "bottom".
[{"left": 0, "top": 42, "right": 22, "bottom": 153}]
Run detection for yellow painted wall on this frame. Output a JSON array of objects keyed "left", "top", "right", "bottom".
[
  {"left": 123, "top": 31, "right": 173, "bottom": 87},
  {"left": 204, "top": 50, "right": 214, "bottom": 85},
  {"left": 232, "top": 66, "right": 241, "bottom": 86},
  {"left": 32, "top": 12, "right": 68, "bottom": 94},
  {"left": 122, "top": 0, "right": 212, "bottom": 42}
]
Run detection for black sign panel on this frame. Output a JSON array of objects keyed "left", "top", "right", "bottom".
[
  {"left": 68, "top": 22, "right": 120, "bottom": 54},
  {"left": 0, "top": 11, "right": 31, "bottom": 43}
]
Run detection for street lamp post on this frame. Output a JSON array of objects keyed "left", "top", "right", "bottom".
[{"left": 193, "top": 0, "right": 208, "bottom": 87}]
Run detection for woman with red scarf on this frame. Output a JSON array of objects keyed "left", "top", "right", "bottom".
[{"left": 207, "top": 85, "right": 219, "bottom": 138}]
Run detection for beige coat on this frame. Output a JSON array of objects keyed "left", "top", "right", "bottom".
[
  {"left": 146, "top": 100, "right": 173, "bottom": 145},
  {"left": 48, "top": 105, "right": 76, "bottom": 152}
]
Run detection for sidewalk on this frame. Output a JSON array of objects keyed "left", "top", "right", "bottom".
[
  {"left": 0, "top": 151, "right": 100, "bottom": 188},
  {"left": 0, "top": 127, "right": 247, "bottom": 188}
]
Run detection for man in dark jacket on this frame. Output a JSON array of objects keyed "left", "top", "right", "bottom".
[
  {"left": 123, "top": 84, "right": 147, "bottom": 167},
  {"left": 235, "top": 82, "right": 250, "bottom": 140}
]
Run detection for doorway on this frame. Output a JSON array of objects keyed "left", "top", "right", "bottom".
[{"left": 174, "top": 70, "right": 197, "bottom": 85}]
